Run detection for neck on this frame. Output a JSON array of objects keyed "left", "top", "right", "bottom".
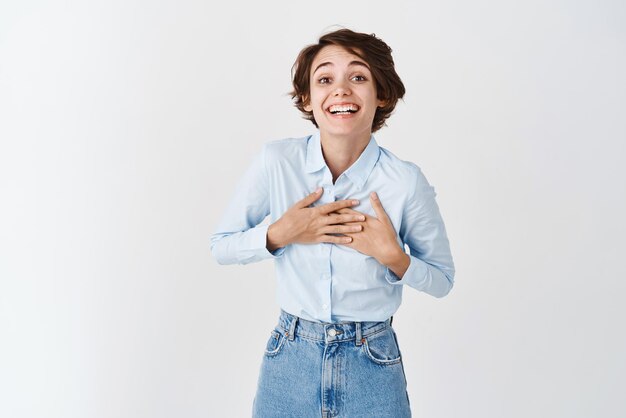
[{"left": 320, "top": 129, "right": 372, "bottom": 184}]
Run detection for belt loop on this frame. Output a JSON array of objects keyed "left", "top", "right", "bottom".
[
  {"left": 287, "top": 315, "right": 298, "bottom": 341},
  {"left": 355, "top": 322, "right": 363, "bottom": 346}
]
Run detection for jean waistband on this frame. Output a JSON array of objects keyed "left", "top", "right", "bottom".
[{"left": 277, "top": 309, "right": 393, "bottom": 346}]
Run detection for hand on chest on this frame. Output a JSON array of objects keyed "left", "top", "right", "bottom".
[{"left": 282, "top": 174, "right": 405, "bottom": 234}]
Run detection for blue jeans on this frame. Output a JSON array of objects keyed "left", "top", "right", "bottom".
[{"left": 252, "top": 309, "right": 412, "bottom": 418}]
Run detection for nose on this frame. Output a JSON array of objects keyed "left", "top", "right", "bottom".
[{"left": 332, "top": 79, "right": 351, "bottom": 96}]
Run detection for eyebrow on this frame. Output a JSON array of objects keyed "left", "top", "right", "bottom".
[{"left": 312, "top": 60, "right": 370, "bottom": 75}]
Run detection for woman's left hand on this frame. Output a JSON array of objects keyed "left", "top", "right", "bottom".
[{"left": 331, "top": 192, "right": 404, "bottom": 266}]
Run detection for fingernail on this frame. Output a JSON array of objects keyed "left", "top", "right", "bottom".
[
  {"left": 315, "top": 187, "right": 322, "bottom": 193},
  {"left": 359, "top": 215, "right": 365, "bottom": 221},
  {"left": 352, "top": 200, "right": 359, "bottom": 205},
  {"left": 370, "top": 192, "right": 378, "bottom": 200}
]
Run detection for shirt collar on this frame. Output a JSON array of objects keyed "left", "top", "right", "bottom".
[{"left": 305, "top": 130, "right": 380, "bottom": 190}]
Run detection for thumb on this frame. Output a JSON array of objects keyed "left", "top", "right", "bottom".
[
  {"left": 370, "top": 191, "right": 391, "bottom": 224},
  {"left": 297, "top": 187, "right": 323, "bottom": 208}
]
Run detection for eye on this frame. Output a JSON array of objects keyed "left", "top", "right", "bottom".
[
  {"left": 352, "top": 75, "right": 367, "bottom": 82},
  {"left": 318, "top": 77, "right": 331, "bottom": 84}
]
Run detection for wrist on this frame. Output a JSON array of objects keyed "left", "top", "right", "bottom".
[
  {"left": 266, "top": 222, "right": 287, "bottom": 252},
  {"left": 382, "top": 248, "right": 410, "bottom": 280}
]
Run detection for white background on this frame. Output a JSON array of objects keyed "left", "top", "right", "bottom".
[{"left": 1, "top": 1, "right": 625, "bottom": 417}]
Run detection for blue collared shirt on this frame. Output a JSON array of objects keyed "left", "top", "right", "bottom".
[{"left": 210, "top": 131, "right": 455, "bottom": 323}]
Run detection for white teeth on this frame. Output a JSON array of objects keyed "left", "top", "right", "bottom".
[{"left": 328, "top": 104, "right": 359, "bottom": 113}]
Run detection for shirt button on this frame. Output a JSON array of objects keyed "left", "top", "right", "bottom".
[{"left": 328, "top": 328, "right": 337, "bottom": 337}]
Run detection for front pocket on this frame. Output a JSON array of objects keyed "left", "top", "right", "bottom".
[
  {"left": 362, "top": 328, "right": 402, "bottom": 365},
  {"left": 264, "top": 329, "right": 286, "bottom": 357}
]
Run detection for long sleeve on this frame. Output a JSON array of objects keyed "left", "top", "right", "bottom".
[
  {"left": 210, "top": 144, "right": 286, "bottom": 265},
  {"left": 384, "top": 165, "right": 455, "bottom": 297}
]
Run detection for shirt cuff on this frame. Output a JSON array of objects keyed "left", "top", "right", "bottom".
[
  {"left": 253, "top": 224, "right": 286, "bottom": 259},
  {"left": 385, "top": 255, "right": 424, "bottom": 286}
]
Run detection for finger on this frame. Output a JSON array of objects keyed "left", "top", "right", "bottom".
[
  {"left": 321, "top": 224, "right": 362, "bottom": 234},
  {"left": 296, "top": 187, "right": 323, "bottom": 208},
  {"left": 318, "top": 199, "right": 360, "bottom": 215},
  {"left": 319, "top": 234, "right": 353, "bottom": 245},
  {"left": 323, "top": 213, "right": 366, "bottom": 225},
  {"left": 330, "top": 207, "right": 369, "bottom": 220},
  {"left": 370, "top": 192, "right": 391, "bottom": 224}
]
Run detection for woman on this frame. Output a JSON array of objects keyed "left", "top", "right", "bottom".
[{"left": 210, "top": 28, "right": 455, "bottom": 418}]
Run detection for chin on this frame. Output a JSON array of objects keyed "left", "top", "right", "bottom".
[{"left": 326, "top": 124, "right": 370, "bottom": 137}]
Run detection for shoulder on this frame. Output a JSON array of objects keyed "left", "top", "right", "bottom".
[
  {"left": 262, "top": 135, "right": 309, "bottom": 164},
  {"left": 263, "top": 135, "right": 309, "bottom": 155},
  {"left": 377, "top": 145, "right": 435, "bottom": 204},
  {"left": 377, "top": 145, "right": 427, "bottom": 184}
]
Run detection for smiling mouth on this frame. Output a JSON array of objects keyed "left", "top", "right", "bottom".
[{"left": 327, "top": 104, "right": 360, "bottom": 115}]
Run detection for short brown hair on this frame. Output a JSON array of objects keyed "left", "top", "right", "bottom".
[{"left": 290, "top": 28, "right": 406, "bottom": 132}]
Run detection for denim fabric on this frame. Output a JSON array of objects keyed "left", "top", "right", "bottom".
[{"left": 252, "top": 309, "right": 411, "bottom": 418}]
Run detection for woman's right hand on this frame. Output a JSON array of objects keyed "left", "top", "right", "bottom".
[{"left": 266, "top": 187, "right": 366, "bottom": 251}]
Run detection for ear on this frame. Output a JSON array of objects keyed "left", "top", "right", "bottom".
[
  {"left": 303, "top": 96, "right": 312, "bottom": 112},
  {"left": 377, "top": 98, "right": 387, "bottom": 108}
]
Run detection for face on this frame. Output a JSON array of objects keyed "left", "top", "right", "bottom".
[{"left": 304, "top": 45, "right": 385, "bottom": 139}]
